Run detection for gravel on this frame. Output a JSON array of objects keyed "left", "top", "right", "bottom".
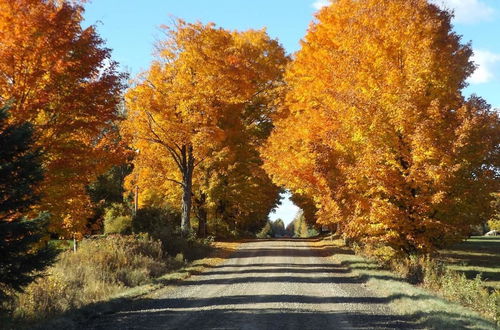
[{"left": 87, "top": 239, "right": 415, "bottom": 329}]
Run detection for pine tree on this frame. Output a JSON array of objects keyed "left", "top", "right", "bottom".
[{"left": 0, "top": 105, "right": 55, "bottom": 302}]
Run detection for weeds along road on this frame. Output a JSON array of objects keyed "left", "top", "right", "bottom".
[{"left": 88, "top": 239, "right": 411, "bottom": 330}]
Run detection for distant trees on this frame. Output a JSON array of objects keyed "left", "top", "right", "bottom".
[
  {"left": 0, "top": 0, "right": 127, "bottom": 238},
  {"left": 263, "top": 0, "right": 500, "bottom": 255},
  {"left": 286, "top": 211, "right": 318, "bottom": 238},
  {"left": 271, "top": 219, "right": 286, "bottom": 237},
  {"left": 122, "top": 20, "right": 287, "bottom": 235},
  {"left": 488, "top": 193, "right": 500, "bottom": 231},
  {"left": 257, "top": 219, "right": 286, "bottom": 238},
  {"left": 0, "top": 106, "right": 55, "bottom": 302}
]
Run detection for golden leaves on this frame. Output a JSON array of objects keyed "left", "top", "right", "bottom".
[
  {"left": 263, "top": 0, "right": 500, "bottom": 255},
  {"left": 0, "top": 0, "right": 126, "bottom": 237},
  {"left": 122, "top": 20, "right": 288, "bottom": 231}
]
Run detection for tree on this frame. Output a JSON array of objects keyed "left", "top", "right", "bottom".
[
  {"left": 194, "top": 87, "right": 284, "bottom": 237},
  {"left": 0, "top": 0, "right": 126, "bottom": 237},
  {"left": 87, "top": 164, "right": 132, "bottom": 234},
  {"left": 271, "top": 219, "right": 286, "bottom": 237},
  {"left": 122, "top": 21, "right": 287, "bottom": 234},
  {"left": 257, "top": 221, "right": 273, "bottom": 239},
  {"left": 263, "top": 0, "right": 500, "bottom": 255},
  {"left": 488, "top": 193, "right": 500, "bottom": 231},
  {"left": 0, "top": 105, "right": 55, "bottom": 302},
  {"left": 286, "top": 210, "right": 317, "bottom": 238},
  {"left": 290, "top": 193, "right": 318, "bottom": 229}
]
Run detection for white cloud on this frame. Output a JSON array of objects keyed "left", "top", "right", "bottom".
[
  {"left": 469, "top": 50, "right": 500, "bottom": 84},
  {"left": 430, "top": 0, "right": 494, "bottom": 24},
  {"left": 312, "top": 0, "right": 330, "bottom": 10}
]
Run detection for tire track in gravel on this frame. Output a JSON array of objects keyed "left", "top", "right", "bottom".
[{"left": 87, "top": 239, "right": 415, "bottom": 329}]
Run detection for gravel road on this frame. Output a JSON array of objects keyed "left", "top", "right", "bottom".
[{"left": 88, "top": 239, "right": 414, "bottom": 329}]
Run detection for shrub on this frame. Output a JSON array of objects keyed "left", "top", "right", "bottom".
[
  {"left": 487, "top": 219, "right": 500, "bottom": 231},
  {"left": 132, "top": 207, "right": 212, "bottom": 261},
  {"left": 13, "top": 234, "right": 171, "bottom": 321},
  {"left": 256, "top": 222, "right": 272, "bottom": 238},
  {"left": 390, "top": 254, "right": 427, "bottom": 284},
  {"left": 439, "top": 272, "right": 497, "bottom": 321},
  {"left": 103, "top": 203, "right": 132, "bottom": 234},
  {"left": 209, "top": 217, "right": 234, "bottom": 239},
  {"left": 132, "top": 206, "right": 179, "bottom": 236},
  {"left": 388, "top": 254, "right": 498, "bottom": 324}
]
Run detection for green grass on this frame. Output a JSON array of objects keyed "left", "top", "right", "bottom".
[
  {"left": 312, "top": 238, "right": 498, "bottom": 330},
  {"left": 440, "top": 236, "right": 500, "bottom": 290}
]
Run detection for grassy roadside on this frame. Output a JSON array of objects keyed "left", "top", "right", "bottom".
[
  {"left": 311, "top": 237, "right": 498, "bottom": 330},
  {"left": 439, "top": 236, "right": 500, "bottom": 290},
  {"left": 5, "top": 239, "right": 240, "bottom": 330}
]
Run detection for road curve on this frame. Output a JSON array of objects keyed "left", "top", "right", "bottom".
[{"left": 88, "top": 239, "right": 411, "bottom": 329}]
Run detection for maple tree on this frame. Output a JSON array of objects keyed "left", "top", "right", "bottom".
[
  {"left": 263, "top": 0, "right": 500, "bottom": 255},
  {"left": 196, "top": 141, "right": 282, "bottom": 237},
  {"left": 122, "top": 21, "right": 287, "bottom": 234},
  {"left": 290, "top": 193, "right": 318, "bottom": 228},
  {"left": 0, "top": 0, "right": 126, "bottom": 237}
]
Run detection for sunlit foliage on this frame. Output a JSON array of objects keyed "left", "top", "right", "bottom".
[
  {"left": 263, "top": 0, "right": 500, "bottom": 255},
  {"left": 0, "top": 0, "right": 127, "bottom": 237},
  {"left": 122, "top": 20, "right": 287, "bottom": 234}
]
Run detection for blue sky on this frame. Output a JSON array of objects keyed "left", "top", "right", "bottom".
[{"left": 83, "top": 0, "right": 500, "bottom": 225}]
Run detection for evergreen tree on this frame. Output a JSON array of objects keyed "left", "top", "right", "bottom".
[{"left": 0, "top": 105, "right": 55, "bottom": 302}]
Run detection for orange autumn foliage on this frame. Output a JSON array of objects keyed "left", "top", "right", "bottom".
[
  {"left": 122, "top": 21, "right": 287, "bottom": 233},
  {"left": 0, "top": 0, "right": 126, "bottom": 237},
  {"left": 263, "top": 0, "right": 500, "bottom": 255}
]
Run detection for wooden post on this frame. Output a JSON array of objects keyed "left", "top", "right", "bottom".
[{"left": 134, "top": 185, "right": 139, "bottom": 216}]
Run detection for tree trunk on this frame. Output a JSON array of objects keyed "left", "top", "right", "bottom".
[
  {"left": 195, "top": 193, "right": 208, "bottom": 238},
  {"left": 197, "top": 207, "right": 207, "bottom": 238},
  {"left": 181, "top": 179, "right": 192, "bottom": 234},
  {"left": 180, "top": 145, "right": 195, "bottom": 234}
]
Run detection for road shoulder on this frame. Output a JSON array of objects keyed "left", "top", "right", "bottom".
[
  {"left": 38, "top": 241, "right": 241, "bottom": 330},
  {"left": 311, "top": 237, "right": 497, "bottom": 330}
]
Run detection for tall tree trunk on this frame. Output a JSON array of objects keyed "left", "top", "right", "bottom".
[
  {"left": 181, "top": 178, "right": 192, "bottom": 234},
  {"left": 197, "top": 206, "right": 207, "bottom": 238},
  {"left": 195, "top": 192, "right": 207, "bottom": 238},
  {"left": 180, "top": 145, "right": 195, "bottom": 234}
]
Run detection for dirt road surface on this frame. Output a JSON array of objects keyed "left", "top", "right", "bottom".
[{"left": 88, "top": 239, "right": 415, "bottom": 329}]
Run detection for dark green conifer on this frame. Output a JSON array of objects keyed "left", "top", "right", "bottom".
[{"left": 0, "top": 105, "right": 55, "bottom": 302}]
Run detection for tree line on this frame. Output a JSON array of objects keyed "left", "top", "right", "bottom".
[{"left": 1, "top": 0, "right": 499, "bottom": 303}]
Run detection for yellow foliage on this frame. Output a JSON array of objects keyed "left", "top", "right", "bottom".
[
  {"left": 262, "top": 0, "right": 500, "bottom": 254},
  {"left": 0, "top": 0, "right": 126, "bottom": 237},
  {"left": 122, "top": 20, "right": 288, "bottom": 233}
]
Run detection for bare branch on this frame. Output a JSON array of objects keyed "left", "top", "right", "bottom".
[{"left": 164, "top": 177, "right": 184, "bottom": 187}]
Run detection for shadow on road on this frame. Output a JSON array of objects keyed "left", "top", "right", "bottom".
[
  {"left": 86, "top": 302, "right": 488, "bottom": 330},
  {"left": 74, "top": 239, "right": 495, "bottom": 329},
  {"left": 115, "top": 293, "right": 436, "bottom": 309}
]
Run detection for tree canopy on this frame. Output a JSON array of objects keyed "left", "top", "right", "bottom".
[
  {"left": 0, "top": 0, "right": 126, "bottom": 237},
  {"left": 262, "top": 0, "right": 500, "bottom": 255},
  {"left": 122, "top": 20, "right": 288, "bottom": 234}
]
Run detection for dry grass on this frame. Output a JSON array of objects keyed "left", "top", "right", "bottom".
[
  {"left": 8, "top": 240, "right": 241, "bottom": 329},
  {"left": 11, "top": 235, "right": 175, "bottom": 323}
]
